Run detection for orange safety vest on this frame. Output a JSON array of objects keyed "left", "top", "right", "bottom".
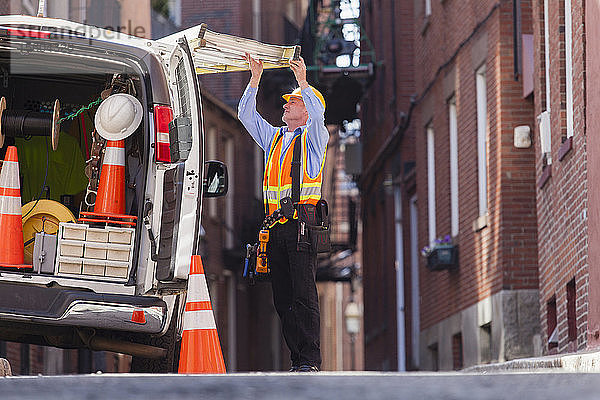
[{"left": 263, "top": 128, "right": 326, "bottom": 223}]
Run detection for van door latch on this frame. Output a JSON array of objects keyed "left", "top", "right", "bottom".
[
  {"left": 143, "top": 200, "right": 158, "bottom": 262},
  {"left": 185, "top": 169, "right": 198, "bottom": 196}
]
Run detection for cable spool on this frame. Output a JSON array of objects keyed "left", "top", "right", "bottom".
[{"left": 0, "top": 97, "right": 60, "bottom": 151}]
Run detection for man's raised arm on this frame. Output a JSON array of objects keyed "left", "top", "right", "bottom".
[{"left": 237, "top": 53, "right": 276, "bottom": 151}]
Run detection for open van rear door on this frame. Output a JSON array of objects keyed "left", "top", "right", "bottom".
[{"left": 155, "top": 38, "right": 204, "bottom": 282}]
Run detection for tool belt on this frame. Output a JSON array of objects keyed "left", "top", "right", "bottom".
[
  {"left": 243, "top": 196, "right": 329, "bottom": 285},
  {"left": 243, "top": 242, "right": 261, "bottom": 285},
  {"left": 261, "top": 195, "right": 330, "bottom": 252},
  {"left": 296, "top": 199, "right": 330, "bottom": 254},
  {"left": 287, "top": 131, "right": 330, "bottom": 253},
  {"left": 242, "top": 196, "right": 293, "bottom": 285},
  {"left": 243, "top": 133, "right": 331, "bottom": 285}
]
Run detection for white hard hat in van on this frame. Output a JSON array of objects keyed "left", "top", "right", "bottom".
[{"left": 94, "top": 93, "right": 143, "bottom": 141}]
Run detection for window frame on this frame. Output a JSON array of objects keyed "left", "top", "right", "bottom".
[
  {"left": 425, "top": 0, "right": 432, "bottom": 17},
  {"left": 476, "top": 65, "right": 488, "bottom": 219},
  {"left": 448, "top": 97, "right": 459, "bottom": 236},
  {"left": 565, "top": 0, "right": 574, "bottom": 139},
  {"left": 427, "top": 124, "right": 436, "bottom": 244}
]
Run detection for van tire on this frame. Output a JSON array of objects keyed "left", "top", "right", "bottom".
[{"left": 129, "top": 299, "right": 181, "bottom": 373}]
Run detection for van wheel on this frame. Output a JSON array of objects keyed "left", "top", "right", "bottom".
[{"left": 130, "top": 300, "right": 181, "bottom": 373}]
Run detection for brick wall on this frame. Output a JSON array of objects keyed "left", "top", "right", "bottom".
[
  {"left": 533, "top": 0, "right": 588, "bottom": 353},
  {"left": 412, "top": 0, "right": 537, "bottom": 330}
]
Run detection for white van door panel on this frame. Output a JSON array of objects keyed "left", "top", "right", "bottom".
[{"left": 155, "top": 38, "right": 203, "bottom": 282}]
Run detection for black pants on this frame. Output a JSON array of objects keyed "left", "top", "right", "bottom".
[{"left": 268, "top": 219, "right": 321, "bottom": 369}]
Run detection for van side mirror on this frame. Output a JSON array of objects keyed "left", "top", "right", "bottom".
[{"left": 203, "top": 160, "right": 228, "bottom": 198}]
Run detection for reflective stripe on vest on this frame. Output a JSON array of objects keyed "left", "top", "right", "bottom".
[{"left": 262, "top": 127, "right": 326, "bottom": 220}]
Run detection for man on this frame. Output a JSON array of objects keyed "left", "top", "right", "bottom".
[{"left": 238, "top": 53, "right": 328, "bottom": 372}]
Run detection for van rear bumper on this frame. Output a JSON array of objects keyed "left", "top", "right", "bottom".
[{"left": 0, "top": 282, "right": 167, "bottom": 334}]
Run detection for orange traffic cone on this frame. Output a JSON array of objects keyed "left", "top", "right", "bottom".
[
  {"left": 178, "top": 255, "right": 226, "bottom": 374},
  {"left": 0, "top": 146, "right": 29, "bottom": 268},
  {"left": 95, "top": 140, "right": 125, "bottom": 215}
]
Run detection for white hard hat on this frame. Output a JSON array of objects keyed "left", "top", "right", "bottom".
[{"left": 94, "top": 93, "right": 143, "bottom": 140}]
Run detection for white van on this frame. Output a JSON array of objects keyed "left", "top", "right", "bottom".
[{"left": 0, "top": 15, "right": 297, "bottom": 372}]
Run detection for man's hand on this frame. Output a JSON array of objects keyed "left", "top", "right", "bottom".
[
  {"left": 245, "top": 53, "right": 263, "bottom": 88},
  {"left": 290, "top": 57, "right": 309, "bottom": 89}
]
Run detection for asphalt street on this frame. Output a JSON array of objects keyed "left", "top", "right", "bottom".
[{"left": 0, "top": 371, "right": 598, "bottom": 400}]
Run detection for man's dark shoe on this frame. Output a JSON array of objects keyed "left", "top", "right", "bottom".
[
  {"left": 296, "top": 364, "right": 319, "bottom": 372},
  {"left": 289, "top": 366, "right": 299, "bottom": 372}
]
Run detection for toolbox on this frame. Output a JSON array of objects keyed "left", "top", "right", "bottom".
[{"left": 54, "top": 222, "right": 135, "bottom": 281}]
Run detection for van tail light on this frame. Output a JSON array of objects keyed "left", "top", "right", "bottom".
[{"left": 154, "top": 105, "right": 173, "bottom": 163}]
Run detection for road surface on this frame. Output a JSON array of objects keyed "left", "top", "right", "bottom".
[{"left": 0, "top": 371, "right": 598, "bottom": 400}]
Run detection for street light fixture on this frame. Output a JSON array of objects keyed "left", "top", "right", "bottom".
[
  {"left": 344, "top": 301, "right": 361, "bottom": 334},
  {"left": 344, "top": 300, "right": 362, "bottom": 370}
]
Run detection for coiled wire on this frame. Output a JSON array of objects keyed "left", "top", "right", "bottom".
[{"left": 2, "top": 110, "right": 54, "bottom": 138}]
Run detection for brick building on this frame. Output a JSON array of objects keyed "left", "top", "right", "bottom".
[
  {"left": 359, "top": 0, "right": 417, "bottom": 370},
  {"left": 360, "top": 0, "right": 541, "bottom": 370},
  {"left": 533, "top": 0, "right": 600, "bottom": 355},
  {"left": 414, "top": 0, "right": 539, "bottom": 370},
  {"left": 586, "top": 0, "right": 600, "bottom": 353}
]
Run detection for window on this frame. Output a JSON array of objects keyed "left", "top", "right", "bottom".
[
  {"left": 224, "top": 270, "right": 237, "bottom": 372},
  {"left": 21, "top": 344, "right": 30, "bottom": 375},
  {"left": 409, "top": 195, "right": 420, "bottom": 368},
  {"left": 207, "top": 126, "right": 217, "bottom": 218},
  {"left": 427, "top": 125, "right": 436, "bottom": 243},
  {"left": 224, "top": 135, "right": 234, "bottom": 249},
  {"left": 565, "top": 0, "right": 573, "bottom": 138},
  {"left": 449, "top": 97, "right": 459, "bottom": 236},
  {"left": 168, "top": 0, "right": 182, "bottom": 26},
  {"left": 476, "top": 66, "right": 488, "bottom": 218},
  {"left": 539, "top": 0, "right": 552, "bottom": 164},
  {"left": 425, "top": 0, "right": 432, "bottom": 17},
  {"left": 522, "top": 34, "right": 534, "bottom": 97},
  {"left": 206, "top": 126, "right": 217, "bottom": 159},
  {"left": 567, "top": 279, "right": 576, "bottom": 343},
  {"left": 452, "top": 332, "right": 463, "bottom": 370},
  {"left": 208, "top": 276, "right": 219, "bottom": 319},
  {"left": 428, "top": 342, "right": 439, "bottom": 371},
  {"left": 547, "top": 296, "right": 558, "bottom": 350},
  {"left": 543, "top": 0, "right": 551, "bottom": 111},
  {"left": 480, "top": 323, "right": 492, "bottom": 363}
]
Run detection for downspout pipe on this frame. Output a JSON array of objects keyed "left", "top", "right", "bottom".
[
  {"left": 394, "top": 185, "right": 406, "bottom": 371},
  {"left": 252, "top": 0, "right": 261, "bottom": 40}
]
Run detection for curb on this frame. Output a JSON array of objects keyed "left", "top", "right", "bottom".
[{"left": 464, "top": 350, "right": 600, "bottom": 373}]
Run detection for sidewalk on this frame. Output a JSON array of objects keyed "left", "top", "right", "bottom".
[{"left": 464, "top": 350, "right": 600, "bottom": 373}]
